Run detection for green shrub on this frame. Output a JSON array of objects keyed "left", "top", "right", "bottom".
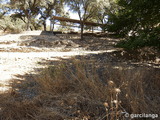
[{"left": 116, "top": 28, "right": 160, "bottom": 50}]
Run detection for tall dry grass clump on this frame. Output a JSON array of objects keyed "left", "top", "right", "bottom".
[
  {"left": 34, "top": 59, "right": 160, "bottom": 119},
  {"left": 0, "top": 59, "right": 159, "bottom": 119},
  {"left": 37, "top": 60, "right": 107, "bottom": 99}
]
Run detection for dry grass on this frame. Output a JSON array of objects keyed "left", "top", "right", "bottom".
[
  {"left": 0, "top": 92, "right": 65, "bottom": 120},
  {"left": 0, "top": 59, "right": 159, "bottom": 120}
]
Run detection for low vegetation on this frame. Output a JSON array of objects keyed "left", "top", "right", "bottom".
[
  {"left": 116, "top": 28, "right": 160, "bottom": 50},
  {"left": 0, "top": 58, "right": 159, "bottom": 119},
  {"left": 107, "top": 0, "right": 160, "bottom": 50}
]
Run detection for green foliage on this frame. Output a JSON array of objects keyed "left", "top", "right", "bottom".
[
  {"left": 107, "top": 0, "right": 160, "bottom": 49},
  {"left": 0, "top": 0, "right": 66, "bottom": 31},
  {"left": 0, "top": 0, "right": 10, "bottom": 19},
  {"left": 65, "top": 0, "right": 99, "bottom": 39},
  {"left": 66, "top": 0, "right": 98, "bottom": 21},
  {"left": 10, "top": 0, "right": 42, "bottom": 30},
  {"left": 107, "top": 0, "right": 160, "bottom": 34},
  {"left": 39, "top": 0, "right": 64, "bottom": 31},
  {"left": 116, "top": 28, "right": 160, "bottom": 50},
  {"left": 107, "top": 10, "right": 136, "bottom": 36},
  {"left": 0, "top": 15, "right": 25, "bottom": 33}
]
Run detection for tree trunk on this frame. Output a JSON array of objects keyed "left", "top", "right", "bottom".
[
  {"left": 80, "top": 22, "right": 84, "bottom": 40},
  {"left": 30, "top": 26, "right": 33, "bottom": 31},
  {"left": 43, "top": 21, "right": 47, "bottom": 31},
  {"left": 50, "top": 20, "right": 54, "bottom": 32},
  {"left": 26, "top": 17, "right": 31, "bottom": 31},
  {"left": 92, "top": 26, "right": 94, "bottom": 33}
]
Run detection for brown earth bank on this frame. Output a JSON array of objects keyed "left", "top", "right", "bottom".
[{"left": 0, "top": 31, "right": 159, "bottom": 120}]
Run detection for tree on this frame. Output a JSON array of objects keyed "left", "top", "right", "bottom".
[
  {"left": 107, "top": 0, "right": 160, "bottom": 49},
  {"left": 93, "top": 0, "right": 111, "bottom": 32},
  {"left": 0, "top": 15, "right": 26, "bottom": 32},
  {"left": 107, "top": 0, "right": 160, "bottom": 36},
  {"left": 10, "top": 0, "right": 41, "bottom": 30},
  {"left": 39, "top": 0, "right": 64, "bottom": 31},
  {"left": 66, "top": 0, "right": 98, "bottom": 40},
  {"left": 0, "top": 0, "right": 12, "bottom": 31},
  {"left": 0, "top": 0, "right": 10, "bottom": 19}
]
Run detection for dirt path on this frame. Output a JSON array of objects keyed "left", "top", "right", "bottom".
[{"left": 0, "top": 31, "right": 106, "bottom": 93}]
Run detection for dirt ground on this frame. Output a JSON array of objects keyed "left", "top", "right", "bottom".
[{"left": 0, "top": 31, "right": 109, "bottom": 92}]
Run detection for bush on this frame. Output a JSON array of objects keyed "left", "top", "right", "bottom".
[{"left": 116, "top": 28, "right": 160, "bottom": 50}]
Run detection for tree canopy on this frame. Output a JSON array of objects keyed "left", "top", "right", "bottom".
[
  {"left": 107, "top": 0, "right": 160, "bottom": 35},
  {"left": 65, "top": 0, "right": 103, "bottom": 39},
  {"left": 39, "top": 0, "right": 64, "bottom": 31},
  {"left": 10, "top": 0, "right": 42, "bottom": 30},
  {"left": 106, "top": 0, "right": 160, "bottom": 49}
]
